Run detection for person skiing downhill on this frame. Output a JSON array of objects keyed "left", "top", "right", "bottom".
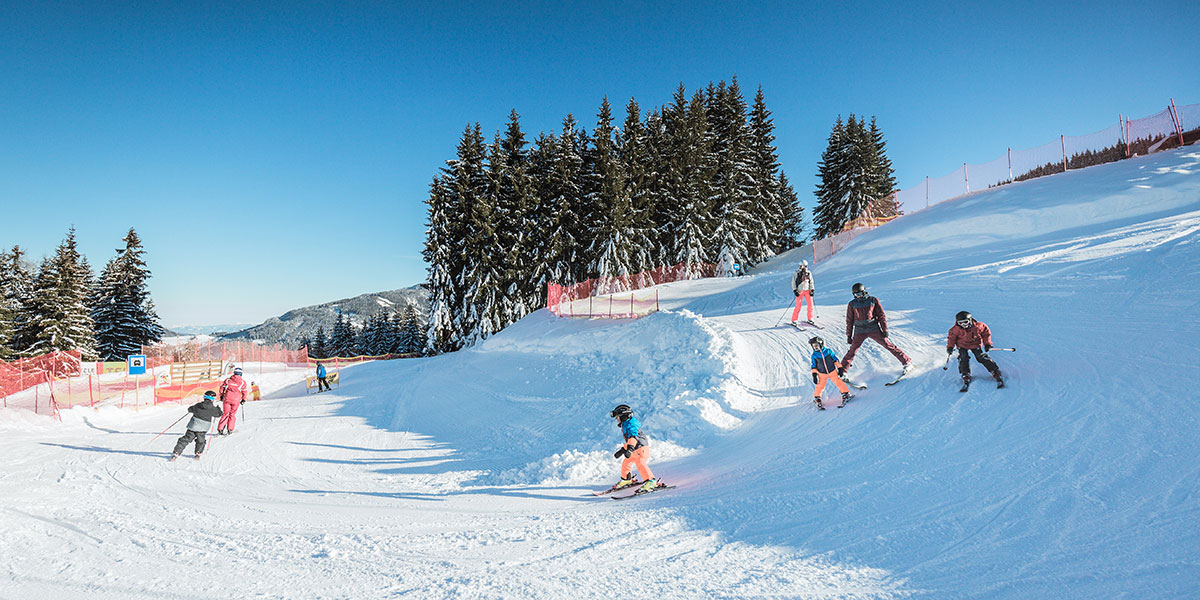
[
  {"left": 947, "top": 311, "right": 1005, "bottom": 389},
  {"left": 217, "top": 367, "right": 249, "bottom": 434},
  {"left": 791, "top": 260, "right": 816, "bottom": 324},
  {"left": 609, "top": 404, "right": 665, "bottom": 493},
  {"left": 842, "top": 283, "right": 911, "bottom": 374},
  {"left": 171, "top": 391, "right": 222, "bottom": 461},
  {"left": 809, "top": 337, "right": 852, "bottom": 409}
]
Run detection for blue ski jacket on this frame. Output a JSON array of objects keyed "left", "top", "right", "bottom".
[
  {"left": 317, "top": 364, "right": 326, "bottom": 377},
  {"left": 810, "top": 347, "right": 842, "bottom": 374},
  {"left": 620, "top": 416, "right": 648, "bottom": 449}
]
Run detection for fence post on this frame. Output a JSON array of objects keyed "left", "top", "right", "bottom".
[
  {"left": 608, "top": 295, "right": 613, "bottom": 318},
  {"left": 656, "top": 289, "right": 660, "bottom": 313},
  {"left": 630, "top": 293, "right": 634, "bottom": 317},
  {"left": 1170, "top": 98, "right": 1184, "bottom": 146},
  {"left": 1061, "top": 134, "right": 1067, "bottom": 171},
  {"left": 963, "top": 163, "right": 970, "bottom": 194},
  {"left": 89, "top": 374, "right": 94, "bottom": 408},
  {"left": 1007, "top": 148, "right": 1012, "bottom": 182},
  {"left": 1126, "top": 118, "right": 1131, "bottom": 157},
  {"left": 925, "top": 176, "right": 929, "bottom": 209}
]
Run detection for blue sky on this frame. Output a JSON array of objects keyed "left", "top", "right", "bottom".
[{"left": 1, "top": 1, "right": 1196, "bottom": 326}]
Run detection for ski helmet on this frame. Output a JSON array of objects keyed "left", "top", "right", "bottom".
[
  {"left": 233, "top": 367, "right": 243, "bottom": 376},
  {"left": 800, "top": 260, "right": 808, "bottom": 267},
  {"left": 956, "top": 311, "right": 974, "bottom": 328},
  {"left": 611, "top": 404, "right": 633, "bottom": 420},
  {"left": 852, "top": 282, "right": 867, "bottom": 297},
  {"left": 808, "top": 336, "right": 824, "bottom": 351},
  {"left": 203, "top": 390, "right": 216, "bottom": 400}
]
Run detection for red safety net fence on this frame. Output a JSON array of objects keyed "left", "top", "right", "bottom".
[
  {"left": 142, "top": 340, "right": 309, "bottom": 371},
  {"left": 0, "top": 350, "right": 82, "bottom": 419},
  {"left": 547, "top": 262, "right": 717, "bottom": 318}
]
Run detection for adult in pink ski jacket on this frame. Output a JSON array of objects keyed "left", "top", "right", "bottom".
[{"left": 217, "top": 367, "right": 249, "bottom": 434}]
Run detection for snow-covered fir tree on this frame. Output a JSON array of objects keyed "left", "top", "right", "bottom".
[
  {"left": 90, "top": 228, "right": 163, "bottom": 360},
  {"left": 865, "top": 117, "right": 900, "bottom": 218},
  {"left": 310, "top": 325, "right": 328, "bottom": 359},
  {"left": 328, "top": 312, "right": 355, "bottom": 357},
  {"left": 617, "top": 97, "right": 656, "bottom": 281},
  {"left": 543, "top": 114, "right": 587, "bottom": 286},
  {"left": 588, "top": 97, "right": 642, "bottom": 287},
  {"left": 399, "top": 303, "right": 424, "bottom": 355},
  {"left": 667, "top": 87, "right": 716, "bottom": 278},
  {"left": 707, "top": 79, "right": 757, "bottom": 276},
  {"left": 1, "top": 246, "right": 36, "bottom": 356},
  {"left": 813, "top": 115, "right": 848, "bottom": 239},
  {"left": 813, "top": 114, "right": 898, "bottom": 239},
  {"left": 22, "top": 228, "right": 97, "bottom": 359},
  {"left": 776, "top": 173, "right": 806, "bottom": 250}
]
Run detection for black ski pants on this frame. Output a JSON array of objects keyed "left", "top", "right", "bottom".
[
  {"left": 958, "top": 347, "right": 999, "bottom": 377},
  {"left": 173, "top": 429, "right": 208, "bottom": 456},
  {"left": 318, "top": 376, "right": 330, "bottom": 392}
]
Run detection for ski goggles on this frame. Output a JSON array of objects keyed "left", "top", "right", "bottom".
[
  {"left": 853, "top": 291, "right": 867, "bottom": 298},
  {"left": 957, "top": 320, "right": 972, "bottom": 327}
]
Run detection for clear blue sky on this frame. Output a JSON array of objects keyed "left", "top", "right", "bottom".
[{"left": 1, "top": 1, "right": 1196, "bottom": 326}]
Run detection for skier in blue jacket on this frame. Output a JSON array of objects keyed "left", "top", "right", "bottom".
[
  {"left": 609, "top": 404, "right": 666, "bottom": 493},
  {"left": 809, "top": 336, "right": 852, "bottom": 409}
]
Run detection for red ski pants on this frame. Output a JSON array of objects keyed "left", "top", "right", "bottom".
[
  {"left": 620, "top": 446, "right": 654, "bottom": 481},
  {"left": 842, "top": 332, "right": 910, "bottom": 370},
  {"left": 218, "top": 402, "right": 239, "bottom": 432},
  {"left": 791, "top": 291, "right": 813, "bottom": 322},
  {"left": 813, "top": 372, "right": 850, "bottom": 398}
]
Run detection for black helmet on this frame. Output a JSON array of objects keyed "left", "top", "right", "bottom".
[
  {"left": 808, "top": 336, "right": 824, "bottom": 350},
  {"left": 203, "top": 390, "right": 216, "bottom": 400},
  {"left": 610, "top": 404, "right": 633, "bottom": 420},
  {"left": 852, "top": 282, "right": 867, "bottom": 297},
  {"left": 956, "top": 311, "right": 974, "bottom": 328}
]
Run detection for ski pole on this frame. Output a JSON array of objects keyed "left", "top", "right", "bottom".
[
  {"left": 943, "top": 349, "right": 957, "bottom": 370},
  {"left": 773, "top": 304, "right": 792, "bottom": 327},
  {"left": 150, "top": 413, "right": 188, "bottom": 444},
  {"left": 989, "top": 347, "right": 1017, "bottom": 352}
]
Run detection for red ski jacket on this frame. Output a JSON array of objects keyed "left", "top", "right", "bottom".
[
  {"left": 220, "top": 375, "right": 249, "bottom": 404},
  {"left": 947, "top": 321, "right": 993, "bottom": 350}
]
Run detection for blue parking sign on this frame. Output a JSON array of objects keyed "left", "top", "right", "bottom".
[{"left": 128, "top": 354, "right": 147, "bottom": 375}]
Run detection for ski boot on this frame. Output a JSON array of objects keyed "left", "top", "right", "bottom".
[
  {"left": 960, "top": 374, "right": 972, "bottom": 392},
  {"left": 611, "top": 476, "right": 639, "bottom": 491},
  {"left": 813, "top": 398, "right": 825, "bottom": 411},
  {"left": 638, "top": 478, "right": 663, "bottom": 493},
  {"left": 992, "top": 370, "right": 1005, "bottom": 389},
  {"left": 194, "top": 453, "right": 202, "bottom": 461},
  {"left": 838, "top": 391, "right": 853, "bottom": 408},
  {"left": 169, "top": 453, "right": 179, "bottom": 462}
]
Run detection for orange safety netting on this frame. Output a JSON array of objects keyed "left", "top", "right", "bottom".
[
  {"left": 0, "top": 350, "right": 82, "bottom": 419},
  {"left": 142, "top": 340, "right": 310, "bottom": 371},
  {"left": 547, "top": 262, "right": 716, "bottom": 318}
]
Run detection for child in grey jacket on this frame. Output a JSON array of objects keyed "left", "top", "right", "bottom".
[{"left": 171, "top": 391, "right": 223, "bottom": 461}]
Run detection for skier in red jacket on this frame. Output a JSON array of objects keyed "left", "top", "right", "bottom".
[
  {"left": 842, "top": 283, "right": 910, "bottom": 375},
  {"left": 217, "top": 366, "right": 249, "bottom": 435},
  {"left": 947, "top": 311, "right": 1004, "bottom": 388}
]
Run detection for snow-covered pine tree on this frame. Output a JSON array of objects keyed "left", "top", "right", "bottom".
[
  {"left": 296, "top": 334, "right": 312, "bottom": 354},
  {"left": 865, "top": 116, "right": 900, "bottom": 218},
  {"left": 494, "top": 110, "right": 540, "bottom": 321},
  {"left": 543, "top": 114, "right": 587, "bottom": 287},
  {"left": 748, "top": 86, "right": 793, "bottom": 256},
  {"left": 588, "top": 97, "right": 641, "bottom": 289},
  {"left": 91, "top": 228, "right": 163, "bottom": 360},
  {"left": 328, "top": 311, "right": 355, "bottom": 358},
  {"left": 617, "top": 97, "right": 655, "bottom": 281},
  {"left": 667, "top": 88, "right": 716, "bottom": 278},
  {"left": 838, "top": 115, "right": 876, "bottom": 229},
  {"left": 813, "top": 115, "right": 849, "bottom": 239},
  {"left": 707, "top": 78, "right": 757, "bottom": 276},
  {"left": 24, "top": 228, "right": 97, "bottom": 359},
  {"left": 776, "top": 172, "right": 807, "bottom": 251},
  {"left": 423, "top": 175, "right": 457, "bottom": 355},
  {"left": 2, "top": 246, "right": 36, "bottom": 356},
  {"left": 311, "top": 325, "right": 328, "bottom": 359},
  {"left": 641, "top": 107, "right": 672, "bottom": 267},
  {"left": 400, "top": 303, "right": 423, "bottom": 355},
  {"left": 465, "top": 131, "right": 509, "bottom": 346}
]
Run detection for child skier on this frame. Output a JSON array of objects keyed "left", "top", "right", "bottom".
[
  {"left": 171, "top": 390, "right": 223, "bottom": 461},
  {"left": 809, "top": 336, "right": 853, "bottom": 409},
  {"left": 947, "top": 311, "right": 1005, "bottom": 389},
  {"left": 791, "top": 260, "right": 815, "bottom": 325},
  {"left": 609, "top": 404, "right": 665, "bottom": 493}
]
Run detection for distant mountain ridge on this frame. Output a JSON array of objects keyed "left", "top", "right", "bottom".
[{"left": 220, "top": 286, "right": 428, "bottom": 348}]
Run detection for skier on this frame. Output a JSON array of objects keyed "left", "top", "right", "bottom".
[
  {"left": 609, "top": 404, "right": 665, "bottom": 493},
  {"left": 808, "top": 336, "right": 852, "bottom": 409},
  {"left": 216, "top": 366, "right": 249, "bottom": 435},
  {"left": 171, "top": 390, "right": 222, "bottom": 461},
  {"left": 842, "top": 283, "right": 911, "bottom": 376},
  {"left": 947, "top": 311, "right": 1005, "bottom": 389},
  {"left": 316, "top": 361, "right": 331, "bottom": 392},
  {"left": 791, "top": 260, "right": 815, "bottom": 325}
]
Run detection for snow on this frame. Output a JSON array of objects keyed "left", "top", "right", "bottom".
[{"left": 4, "top": 148, "right": 1200, "bottom": 598}]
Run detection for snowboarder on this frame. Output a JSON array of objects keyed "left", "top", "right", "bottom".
[
  {"left": 316, "top": 361, "right": 331, "bottom": 392},
  {"left": 791, "top": 260, "right": 815, "bottom": 324},
  {"left": 808, "top": 336, "right": 852, "bottom": 409},
  {"left": 947, "top": 311, "right": 1004, "bottom": 389},
  {"left": 609, "top": 404, "right": 665, "bottom": 493},
  {"left": 842, "top": 283, "right": 911, "bottom": 375},
  {"left": 217, "top": 366, "right": 249, "bottom": 434},
  {"left": 171, "top": 390, "right": 222, "bottom": 460}
]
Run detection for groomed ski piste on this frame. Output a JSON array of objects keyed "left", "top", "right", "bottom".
[{"left": 4, "top": 148, "right": 1200, "bottom": 599}]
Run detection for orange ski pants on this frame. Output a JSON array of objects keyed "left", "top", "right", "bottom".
[
  {"left": 813, "top": 372, "right": 849, "bottom": 399},
  {"left": 620, "top": 446, "right": 654, "bottom": 481},
  {"left": 791, "top": 290, "right": 814, "bottom": 322}
]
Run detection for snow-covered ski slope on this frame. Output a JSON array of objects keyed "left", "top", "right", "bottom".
[{"left": 4, "top": 148, "right": 1200, "bottom": 599}]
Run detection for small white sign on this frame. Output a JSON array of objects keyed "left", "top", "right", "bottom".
[{"left": 80, "top": 362, "right": 98, "bottom": 376}]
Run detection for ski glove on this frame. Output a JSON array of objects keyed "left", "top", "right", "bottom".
[
  {"left": 947, "top": 348, "right": 954, "bottom": 355},
  {"left": 984, "top": 344, "right": 992, "bottom": 351},
  {"left": 846, "top": 335, "right": 853, "bottom": 344},
  {"left": 811, "top": 373, "right": 819, "bottom": 385},
  {"left": 614, "top": 447, "right": 631, "bottom": 459},
  {"left": 837, "top": 367, "right": 845, "bottom": 377},
  {"left": 794, "top": 290, "right": 799, "bottom": 297},
  {"left": 240, "top": 400, "right": 245, "bottom": 405}
]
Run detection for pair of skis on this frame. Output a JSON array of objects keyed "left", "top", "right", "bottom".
[{"left": 592, "top": 480, "right": 676, "bottom": 500}]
